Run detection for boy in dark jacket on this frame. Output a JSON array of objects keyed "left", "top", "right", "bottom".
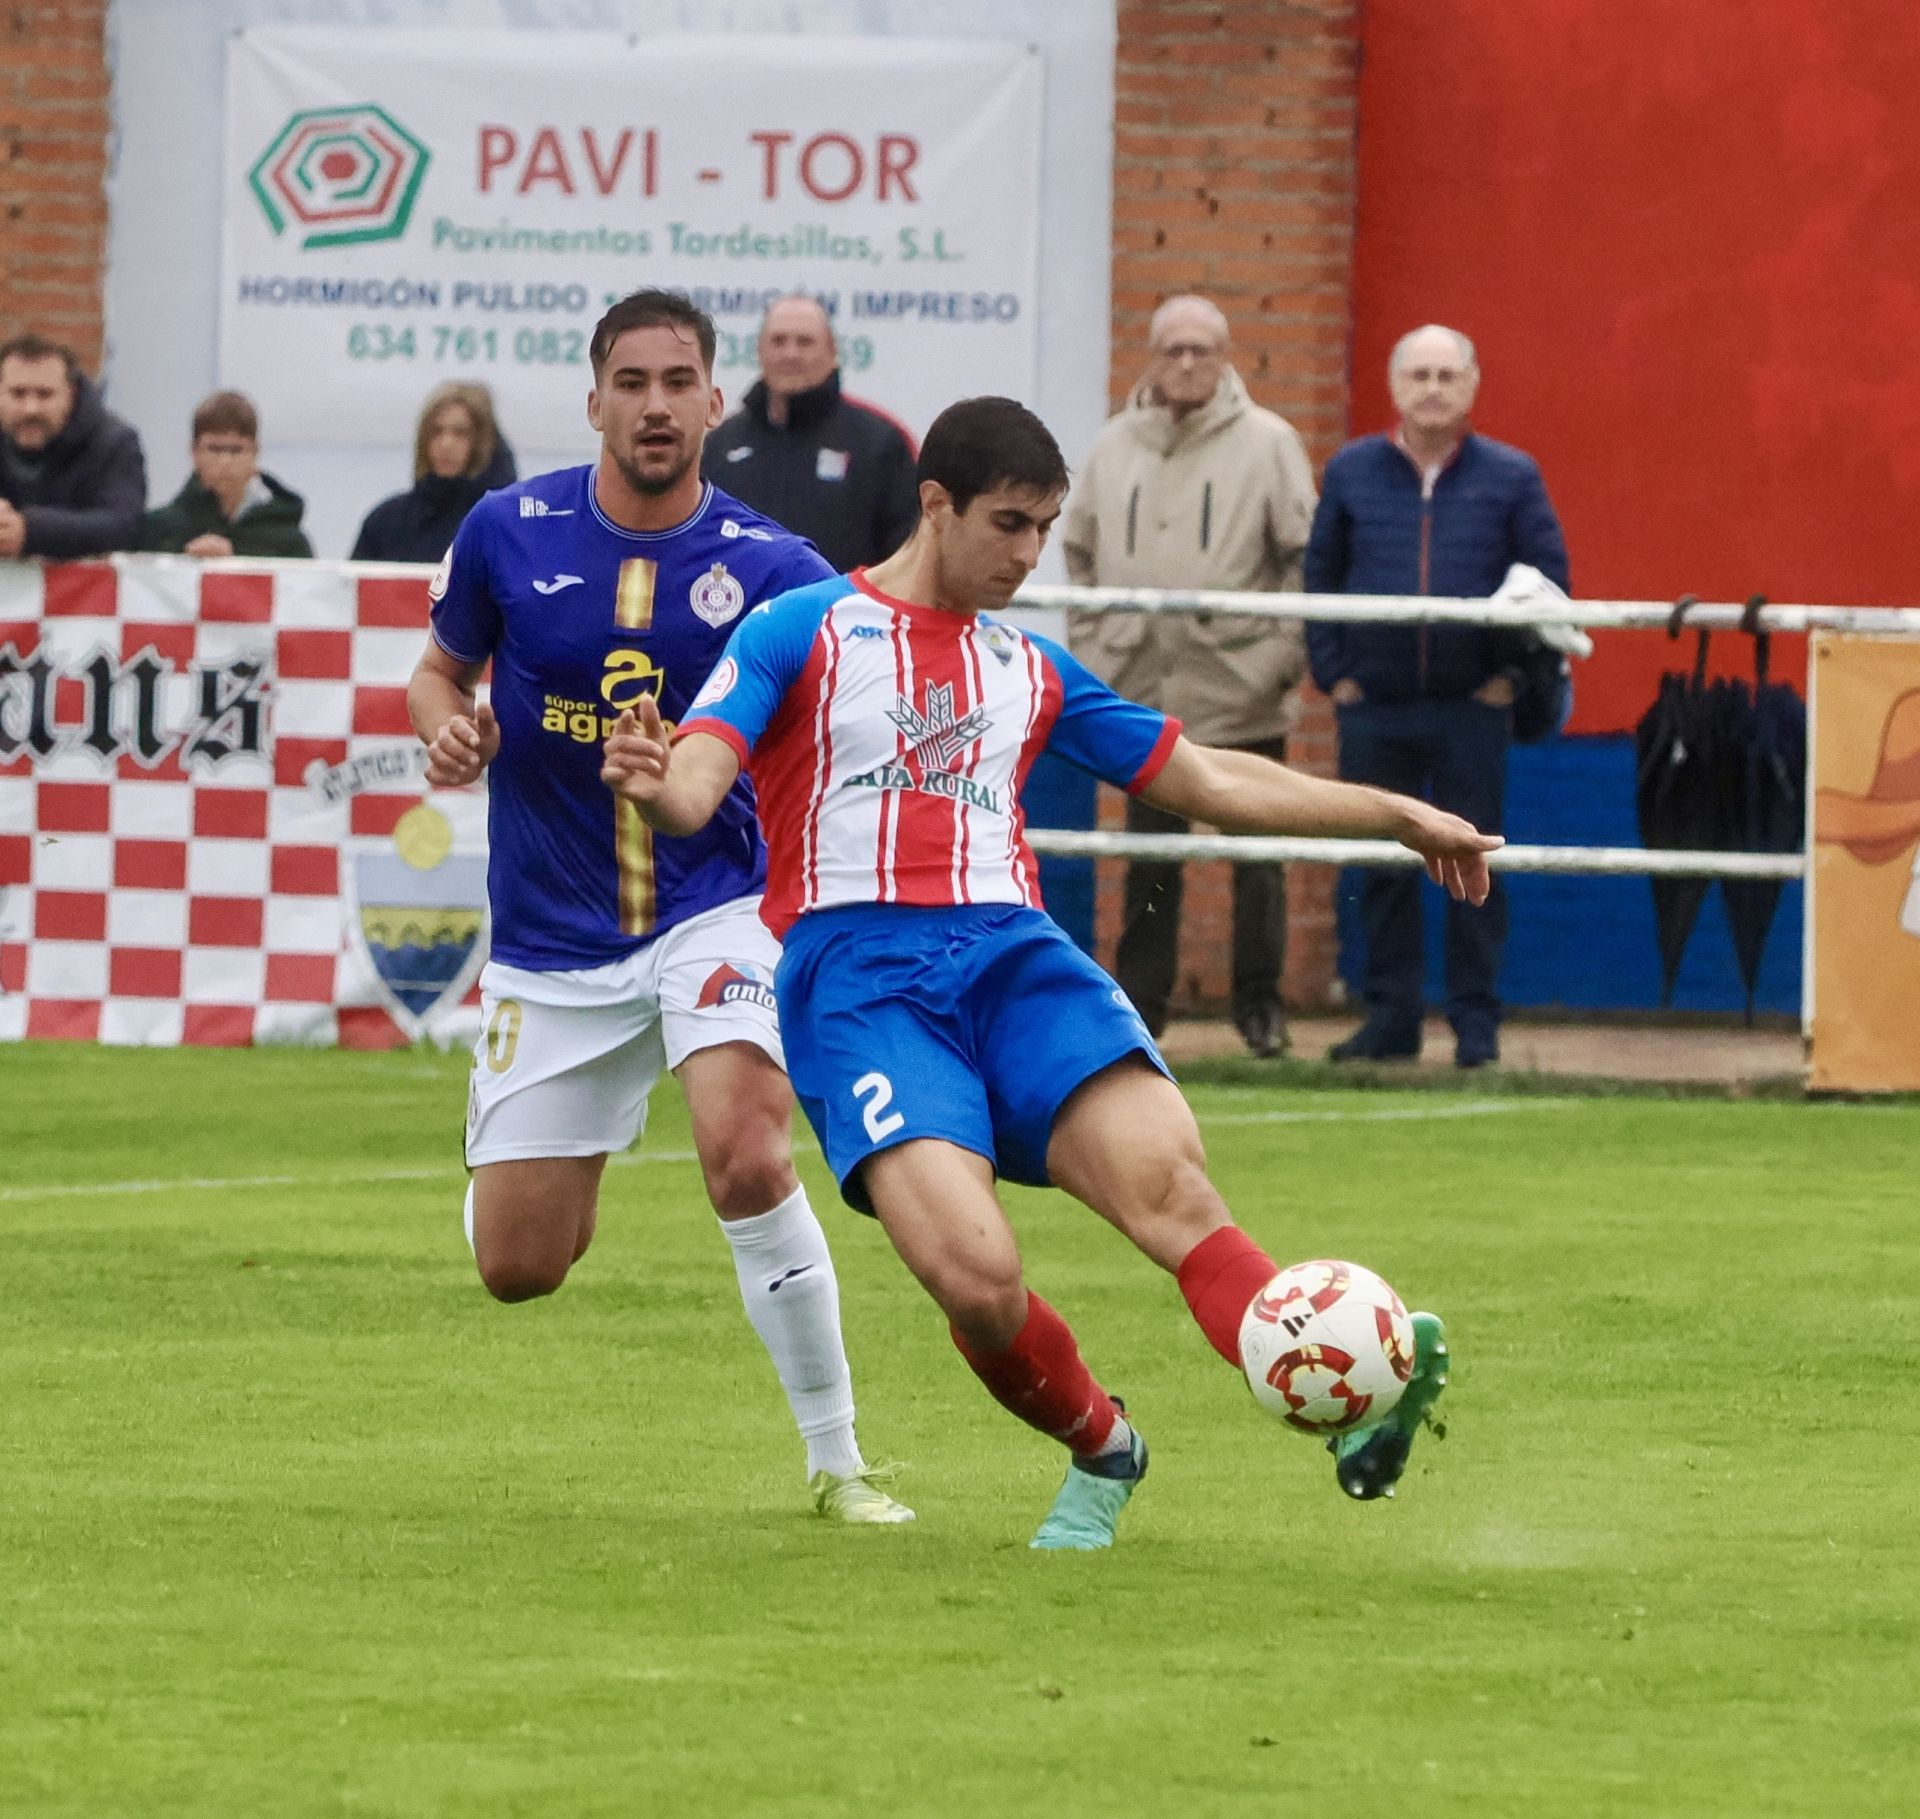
[
  {"left": 1305, "top": 324, "right": 1569, "bottom": 1068},
  {"left": 141, "top": 391, "right": 312, "bottom": 559},
  {"left": 0, "top": 334, "right": 146, "bottom": 559}
]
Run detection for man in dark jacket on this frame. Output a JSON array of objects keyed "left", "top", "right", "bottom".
[
  {"left": 701, "top": 295, "right": 919, "bottom": 573},
  {"left": 141, "top": 391, "right": 312, "bottom": 559},
  {"left": 1305, "top": 324, "right": 1569, "bottom": 1068},
  {"left": 0, "top": 334, "right": 146, "bottom": 559}
]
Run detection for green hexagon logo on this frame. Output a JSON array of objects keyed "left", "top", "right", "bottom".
[{"left": 248, "top": 104, "right": 430, "bottom": 250}]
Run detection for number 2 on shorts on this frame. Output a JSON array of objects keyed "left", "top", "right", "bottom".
[{"left": 852, "top": 1071, "right": 905, "bottom": 1142}]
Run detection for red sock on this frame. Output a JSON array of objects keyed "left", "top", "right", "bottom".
[
  {"left": 1177, "top": 1225, "right": 1279, "bottom": 1365},
  {"left": 950, "top": 1291, "right": 1119, "bottom": 1458}
]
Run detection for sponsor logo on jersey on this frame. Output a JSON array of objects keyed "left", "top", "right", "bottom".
[
  {"left": 849, "top": 680, "right": 1001, "bottom": 812},
  {"left": 427, "top": 546, "right": 453, "bottom": 601},
  {"left": 599, "top": 649, "right": 666, "bottom": 710},
  {"left": 532, "top": 573, "right": 585, "bottom": 596},
  {"left": 696, "top": 962, "right": 778, "bottom": 1013},
  {"left": 848, "top": 761, "right": 1001, "bottom": 813},
  {"left": 848, "top": 624, "right": 885, "bottom": 641},
  {"left": 981, "top": 621, "right": 1018, "bottom": 667},
  {"left": 690, "top": 561, "right": 747, "bottom": 628},
  {"left": 887, "top": 680, "right": 991, "bottom": 769},
  {"left": 719, "top": 518, "right": 774, "bottom": 542},
  {"left": 518, "top": 497, "right": 573, "bottom": 518},
  {"left": 688, "top": 657, "right": 737, "bottom": 712},
  {"left": 539, "top": 651, "right": 670, "bottom": 744}
]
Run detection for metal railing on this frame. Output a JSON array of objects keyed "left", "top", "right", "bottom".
[{"left": 1007, "top": 583, "right": 1906, "bottom": 882}]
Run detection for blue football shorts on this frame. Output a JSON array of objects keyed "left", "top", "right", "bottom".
[{"left": 774, "top": 902, "right": 1173, "bottom": 1213}]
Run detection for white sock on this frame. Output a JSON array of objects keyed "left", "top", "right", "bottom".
[
  {"left": 1093, "top": 1413, "right": 1135, "bottom": 1460},
  {"left": 462, "top": 1180, "right": 476, "bottom": 1257},
  {"left": 719, "top": 1185, "right": 865, "bottom": 1480}
]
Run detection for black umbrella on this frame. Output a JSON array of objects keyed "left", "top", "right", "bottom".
[
  {"left": 1722, "top": 603, "right": 1807, "bottom": 1021},
  {"left": 1635, "top": 602, "right": 1729, "bottom": 1001}
]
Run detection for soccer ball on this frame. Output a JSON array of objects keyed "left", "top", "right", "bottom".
[{"left": 1238, "top": 1260, "right": 1415, "bottom": 1435}]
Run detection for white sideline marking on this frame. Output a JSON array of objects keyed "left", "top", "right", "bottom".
[
  {"left": 0, "top": 1101, "right": 1565, "bottom": 1205},
  {"left": 0, "top": 1145, "right": 709, "bottom": 1206},
  {"left": 1201, "top": 1098, "right": 1576, "bottom": 1128}
]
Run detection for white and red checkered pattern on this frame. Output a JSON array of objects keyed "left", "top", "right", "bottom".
[{"left": 0, "top": 557, "right": 486, "bottom": 1049}]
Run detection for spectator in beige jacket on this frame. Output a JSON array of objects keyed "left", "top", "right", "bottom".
[{"left": 1063, "top": 295, "right": 1316, "bottom": 1056}]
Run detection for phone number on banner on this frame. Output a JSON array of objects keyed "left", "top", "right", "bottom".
[{"left": 346, "top": 324, "right": 875, "bottom": 371}]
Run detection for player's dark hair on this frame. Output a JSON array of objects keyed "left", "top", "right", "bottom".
[
  {"left": 191, "top": 390, "right": 258, "bottom": 443},
  {"left": 590, "top": 289, "right": 717, "bottom": 380},
  {"left": 917, "top": 396, "right": 1068, "bottom": 514}
]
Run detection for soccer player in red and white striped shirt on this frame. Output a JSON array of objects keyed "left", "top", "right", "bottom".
[{"left": 605, "top": 397, "right": 1497, "bottom": 1548}]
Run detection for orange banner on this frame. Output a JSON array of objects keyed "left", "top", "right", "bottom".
[{"left": 1809, "top": 633, "right": 1920, "bottom": 1091}]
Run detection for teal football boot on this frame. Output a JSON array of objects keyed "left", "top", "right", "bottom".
[{"left": 1030, "top": 1414, "right": 1149, "bottom": 1551}]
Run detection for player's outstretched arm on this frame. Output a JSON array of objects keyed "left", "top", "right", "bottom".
[
  {"left": 1140, "top": 736, "right": 1503, "bottom": 904},
  {"left": 409, "top": 640, "right": 499, "bottom": 788},
  {"left": 600, "top": 694, "right": 741, "bottom": 837}
]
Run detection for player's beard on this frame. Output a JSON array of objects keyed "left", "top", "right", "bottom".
[{"left": 611, "top": 439, "right": 696, "bottom": 498}]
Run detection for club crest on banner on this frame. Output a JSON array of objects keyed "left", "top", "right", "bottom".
[
  {"left": 690, "top": 561, "right": 746, "bottom": 628},
  {"left": 344, "top": 802, "right": 489, "bottom": 1040}
]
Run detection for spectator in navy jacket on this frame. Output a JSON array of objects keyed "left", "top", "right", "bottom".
[
  {"left": 0, "top": 335, "right": 146, "bottom": 559},
  {"left": 1305, "top": 324, "right": 1569, "bottom": 1068}
]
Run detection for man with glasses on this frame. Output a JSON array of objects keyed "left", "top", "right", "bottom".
[
  {"left": 141, "top": 391, "right": 313, "bottom": 559},
  {"left": 1063, "top": 295, "right": 1316, "bottom": 1058}
]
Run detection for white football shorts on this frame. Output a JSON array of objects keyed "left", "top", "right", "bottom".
[{"left": 464, "top": 896, "right": 785, "bottom": 1167}]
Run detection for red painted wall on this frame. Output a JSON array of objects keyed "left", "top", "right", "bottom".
[{"left": 1351, "top": 0, "right": 1920, "bottom": 731}]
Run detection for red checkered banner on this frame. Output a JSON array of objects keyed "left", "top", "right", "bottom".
[{"left": 0, "top": 558, "right": 487, "bottom": 1049}]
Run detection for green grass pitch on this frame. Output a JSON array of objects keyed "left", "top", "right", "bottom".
[{"left": 2, "top": 1041, "right": 1915, "bottom": 1816}]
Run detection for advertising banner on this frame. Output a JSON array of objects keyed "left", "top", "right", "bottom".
[
  {"left": 1808, "top": 632, "right": 1920, "bottom": 1091},
  {"left": 0, "top": 559, "right": 485, "bottom": 1049},
  {"left": 219, "top": 29, "right": 1043, "bottom": 448}
]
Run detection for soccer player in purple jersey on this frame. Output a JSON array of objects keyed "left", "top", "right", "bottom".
[
  {"left": 406, "top": 290, "right": 910, "bottom": 1524},
  {"left": 602, "top": 396, "right": 1497, "bottom": 1549}
]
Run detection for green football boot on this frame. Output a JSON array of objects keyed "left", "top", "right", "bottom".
[
  {"left": 810, "top": 1462, "right": 915, "bottom": 1525},
  {"left": 1030, "top": 1418, "right": 1149, "bottom": 1551},
  {"left": 1330, "top": 1311, "right": 1450, "bottom": 1502}
]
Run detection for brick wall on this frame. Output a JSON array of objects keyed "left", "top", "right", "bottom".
[
  {"left": 1097, "top": 0, "right": 1361, "bottom": 1019},
  {"left": 0, "top": 2, "right": 111, "bottom": 370}
]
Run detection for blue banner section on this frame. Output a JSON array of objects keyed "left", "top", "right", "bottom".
[
  {"left": 1337, "top": 735, "right": 1803, "bottom": 1015},
  {"left": 1023, "top": 751, "right": 1097, "bottom": 953}
]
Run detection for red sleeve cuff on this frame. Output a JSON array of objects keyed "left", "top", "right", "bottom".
[
  {"left": 676, "top": 717, "right": 752, "bottom": 767},
  {"left": 1126, "top": 716, "right": 1183, "bottom": 794}
]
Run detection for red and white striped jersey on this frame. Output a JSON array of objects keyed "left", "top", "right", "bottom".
[{"left": 680, "top": 569, "right": 1181, "bottom": 935}]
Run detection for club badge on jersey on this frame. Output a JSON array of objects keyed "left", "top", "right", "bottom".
[{"left": 690, "top": 562, "right": 746, "bottom": 628}]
